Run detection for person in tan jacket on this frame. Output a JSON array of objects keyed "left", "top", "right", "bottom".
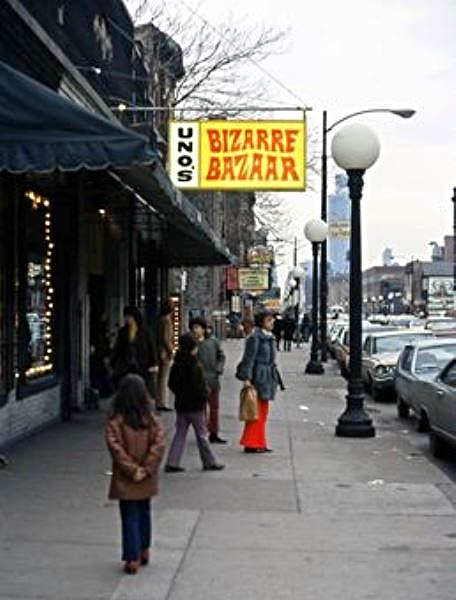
[
  {"left": 106, "top": 374, "right": 165, "bottom": 574},
  {"left": 156, "top": 300, "right": 175, "bottom": 411}
]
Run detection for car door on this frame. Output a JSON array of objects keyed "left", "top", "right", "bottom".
[
  {"left": 433, "top": 362, "right": 456, "bottom": 441},
  {"left": 396, "top": 346, "right": 414, "bottom": 407}
]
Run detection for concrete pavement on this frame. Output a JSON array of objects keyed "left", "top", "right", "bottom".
[{"left": 1, "top": 340, "right": 456, "bottom": 599}]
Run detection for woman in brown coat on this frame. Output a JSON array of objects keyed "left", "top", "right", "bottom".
[{"left": 106, "top": 374, "right": 165, "bottom": 574}]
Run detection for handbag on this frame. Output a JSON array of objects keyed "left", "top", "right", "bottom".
[{"left": 239, "top": 384, "right": 259, "bottom": 422}]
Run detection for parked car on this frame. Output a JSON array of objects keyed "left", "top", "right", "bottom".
[
  {"left": 424, "top": 318, "right": 456, "bottom": 338},
  {"left": 338, "top": 324, "right": 397, "bottom": 379},
  {"left": 362, "top": 329, "right": 434, "bottom": 401},
  {"left": 395, "top": 338, "right": 456, "bottom": 430},
  {"left": 386, "top": 315, "right": 424, "bottom": 329},
  {"left": 328, "top": 321, "right": 348, "bottom": 358},
  {"left": 425, "top": 358, "right": 456, "bottom": 457}
]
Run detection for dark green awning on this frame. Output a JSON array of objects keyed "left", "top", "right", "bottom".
[{"left": 0, "top": 60, "right": 155, "bottom": 173}]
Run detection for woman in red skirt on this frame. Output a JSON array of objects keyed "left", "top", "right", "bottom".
[{"left": 236, "top": 310, "right": 281, "bottom": 453}]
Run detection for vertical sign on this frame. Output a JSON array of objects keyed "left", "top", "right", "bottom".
[{"left": 168, "top": 122, "right": 200, "bottom": 188}]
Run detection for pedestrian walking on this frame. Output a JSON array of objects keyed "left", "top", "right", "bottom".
[
  {"left": 110, "top": 306, "right": 158, "bottom": 391},
  {"left": 236, "top": 310, "right": 281, "bottom": 453},
  {"left": 105, "top": 374, "right": 165, "bottom": 575},
  {"left": 283, "top": 313, "right": 295, "bottom": 352},
  {"left": 273, "top": 315, "right": 283, "bottom": 351},
  {"left": 301, "top": 313, "right": 311, "bottom": 343},
  {"left": 165, "top": 333, "right": 224, "bottom": 473},
  {"left": 190, "top": 317, "right": 227, "bottom": 444},
  {"left": 156, "top": 300, "right": 175, "bottom": 412}
]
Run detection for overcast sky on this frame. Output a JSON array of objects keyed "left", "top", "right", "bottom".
[{"left": 130, "top": 0, "right": 456, "bottom": 276}]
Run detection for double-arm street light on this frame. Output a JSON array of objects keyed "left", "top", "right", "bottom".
[
  {"left": 332, "top": 123, "right": 380, "bottom": 437},
  {"left": 320, "top": 108, "right": 416, "bottom": 362},
  {"left": 304, "top": 219, "right": 328, "bottom": 375}
]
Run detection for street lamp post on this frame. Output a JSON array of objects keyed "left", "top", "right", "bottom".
[
  {"left": 304, "top": 219, "right": 328, "bottom": 375},
  {"left": 332, "top": 123, "right": 380, "bottom": 437},
  {"left": 320, "top": 108, "right": 415, "bottom": 363}
]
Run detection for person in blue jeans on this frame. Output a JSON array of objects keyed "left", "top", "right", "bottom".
[{"left": 106, "top": 374, "right": 165, "bottom": 574}]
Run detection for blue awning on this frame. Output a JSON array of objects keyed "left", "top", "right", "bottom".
[{"left": 0, "top": 60, "right": 155, "bottom": 173}]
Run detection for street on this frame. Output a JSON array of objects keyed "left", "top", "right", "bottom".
[{"left": 1, "top": 340, "right": 456, "bottom": 600}]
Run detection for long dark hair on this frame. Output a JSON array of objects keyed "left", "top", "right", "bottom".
[
  {"left": 174, "top": 332, "right": 198, "bottom": 363},
  {"left": 110, "top": 374, "right": 152, "bottom": 429}
]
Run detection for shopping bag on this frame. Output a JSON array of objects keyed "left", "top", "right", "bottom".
[{"left": 239, "top": 384, "right": 259, "bottom": 422}]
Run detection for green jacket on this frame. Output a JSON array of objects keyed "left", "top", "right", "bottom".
[{"left": 197, "top": 336, "right": 226, "bottom": 392}]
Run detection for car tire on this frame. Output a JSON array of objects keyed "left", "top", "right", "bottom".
[
  {"left": 417, "top": 410, "right": 430, "bottom": 433},
  {"left": 429, "top": 431, "right": 445, "bottom": 458},
  {"left": 397, "top": 398, "right": 410, "bottom": 419},
  {"left": 371, "top": 386, "right": 381, "bottom": 402}
]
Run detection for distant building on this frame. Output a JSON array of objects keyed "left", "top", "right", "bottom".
[{"left": 328, "top": 173, "right": 350, "bottom": 277}]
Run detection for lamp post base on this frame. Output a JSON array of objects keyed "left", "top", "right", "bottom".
[
  {"left": 305, "top": 359, "right": 325, "bottom": 375},
  {"left": 335, "top": 401, "right": 375, "bottom": 438}
]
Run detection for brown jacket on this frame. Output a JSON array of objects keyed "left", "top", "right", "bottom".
[
  {"left": 106, "top": 414, "right": 165, "bottom": 500},
  {"left": 157, "top": 314, "right": 174, "bottom": 359}
]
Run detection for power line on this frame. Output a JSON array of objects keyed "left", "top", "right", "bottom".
[{"left": 173, "top": 0, "right": 309, "bottom": 108}]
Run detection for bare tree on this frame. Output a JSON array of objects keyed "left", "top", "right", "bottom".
[{"left": 128, "top": 0, "right": 291, "bottom": 115}]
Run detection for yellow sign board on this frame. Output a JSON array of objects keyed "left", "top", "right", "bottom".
[
  {"left": 238, "top": 268, "right": 269, "bottom": 291},
  {"left": 168, "top": 119, "right": 306, "bottom": 191}
]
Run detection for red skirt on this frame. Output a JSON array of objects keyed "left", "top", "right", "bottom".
[{"left": 240, "top": 399, "right": 269, "bottom": 449}]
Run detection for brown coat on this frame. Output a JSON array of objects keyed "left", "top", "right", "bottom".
[
  {"left": 157, "top": 314, "right": 174, "bottom": 359},
  {"left": 105, "top": 414, "right": 165, "bottom": 501}
]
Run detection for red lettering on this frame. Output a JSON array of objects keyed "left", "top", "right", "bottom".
[
  {"left": 250, "top": 153, "right": 263, "bottom": 179},
  {"left": 271, "top": 130, "right": 285, "bottom": 152},
  {"left": 256, "top": 129, "right": 269, "bottom": 151},
  {"left": 230, "top": 129, "right": 242, "bottom": 152},
  {"left": 285, "top": 129, "right": 299, "bottom": 152},
  {"left": 206, "top": 157, "right": 221, "bottom": 180},
  {"left": 222, "top": 156, "right": 235, "bottom": 180},
  {"left": 281, "top": 157, "right": 299, "bottom": 181},
  {"left": 234, "top": 154, "right": 249, "bottom": 180},
  {"left": 243, "top": 130, "right": 254, "bottom": 150},
  {"left": 265, "top": 156, "right": 278, "bottom": 180},
  {"left": 207, "top": 130, "right": 222, "bottom": 152}
]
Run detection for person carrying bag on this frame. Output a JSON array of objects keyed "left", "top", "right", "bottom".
[{"left": 236, "top": 310, "right": 284, "bottom": 453}]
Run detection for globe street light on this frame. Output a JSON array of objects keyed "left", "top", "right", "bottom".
[
  {"left": 320, "top": 108, "right": 415, "bottom": 363},
  {"left": 332, "top": 123, "right": 380, "bottom": 437},
  {"left": 304, "top": 219, "right": 328, "bottom": 375}
]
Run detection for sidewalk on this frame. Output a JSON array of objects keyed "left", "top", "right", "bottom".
[{"left": 1, "top": 340, "right": 456, "bottom": 599}]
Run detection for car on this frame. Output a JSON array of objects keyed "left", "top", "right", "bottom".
[
  {"left": 424, "top": 318, "right": 456, "bottom": 338},
  {"left": 425, "top": 358, "right": 456, "bottom": 457},
  {"left": 386, "top": 315, "right": 424, "bottom": 329},
  {"left": 362, "top": 329, "right": 434, "bottom": 401},
  {"left": 328, "top": 321, "right": 348, "bottom": 358},
  {"left": 338, "top": 324, "right": 397, "bottom": 379},
  {"left": 395, "top": 338, "right": 456, "bottom": 430}
]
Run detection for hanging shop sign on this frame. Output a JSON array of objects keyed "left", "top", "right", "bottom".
[
  {"left": 168, "top": 119, "right": 306, "bottom": 191},
  {"left": 226, "top": 267, "right": 240, "bottom": 291},
  {"left": 247, "top": 245, "right": 274, "bottom": 266},
  {"left": 238, "top": 268, "right": 269, "bottom": 291}
]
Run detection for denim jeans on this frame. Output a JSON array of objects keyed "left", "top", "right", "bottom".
[{"left": 119, "top": 499, "right": 151, "bottom": 562}]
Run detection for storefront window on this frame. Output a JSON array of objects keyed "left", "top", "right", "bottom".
[{"left": 23, "top": 190, "right": 55, "bottom": 380}]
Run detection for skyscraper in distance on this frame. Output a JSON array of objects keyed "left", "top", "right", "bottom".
[{"left": 328, "top": 173, "right": 350, "bottom": 276}]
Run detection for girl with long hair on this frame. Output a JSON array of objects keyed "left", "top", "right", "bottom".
[{"left": 106, "top": 374, "right": 165, "bottom": 574}]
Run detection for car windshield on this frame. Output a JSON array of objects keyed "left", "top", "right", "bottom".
[
  {"left": 415, "top": 345, "right": 456, "bottom": 373},
  {"left": 374, "top": 333, "right": 431, "bottom": 354}
]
